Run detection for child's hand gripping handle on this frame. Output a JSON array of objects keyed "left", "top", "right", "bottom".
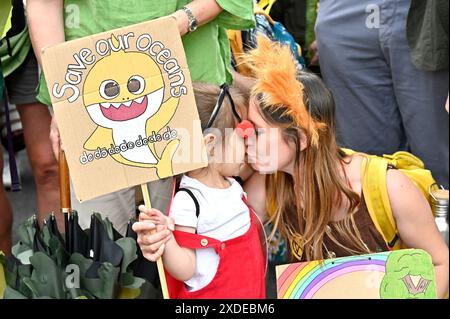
[{"left": 139, "top": 184, "right": 172, "bottom": 299}]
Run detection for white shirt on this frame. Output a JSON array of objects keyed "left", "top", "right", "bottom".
[{"left": 169, "top": 175, "right": 251, "bottom": 292}]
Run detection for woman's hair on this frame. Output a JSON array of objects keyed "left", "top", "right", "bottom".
[
  {"left": 193, "top": 83, "right": 247, "bottom": 136},
  {"left": 263, "top": 72, "right": 370, "bottom": 261},
  {"left": 245, "top": 37, "right": 370, "bottom": 261}
]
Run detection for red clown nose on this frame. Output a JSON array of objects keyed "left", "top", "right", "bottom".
[{"left": 236, "top": 120, "right": 255, "bottom": 139}]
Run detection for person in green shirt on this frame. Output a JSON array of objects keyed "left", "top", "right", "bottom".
[
  {"left": 1, "top": 0, "right": 62, "bottom": 250},
  {"left": 27, "top": 0, "right": 254, "bottom": 234},
  {"left": 31, "top": 0, "right": 255, "bottom": 105}
]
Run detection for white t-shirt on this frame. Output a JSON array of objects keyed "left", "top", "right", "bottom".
[{"left": 169, "top": 175, "right": 251, "bottom": 292}]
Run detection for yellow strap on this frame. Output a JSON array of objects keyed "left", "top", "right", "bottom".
[
  {"left": 227, "top": 29, "right": 253, "bottom": 77},
  {"left": 227, "top": 29, "right": 242, "bottom": 56},
  {"left": 343, "top": 149, "right": 398, "bottom": 245},
  {"left": 344, "top": 148, "right": 436, "bottom": 250},
  {"left": 362, "top": 156, "right": 398, "bottom": 245},
  {"left": 257, "top": 0, "right": 277, "bottom": 15}
]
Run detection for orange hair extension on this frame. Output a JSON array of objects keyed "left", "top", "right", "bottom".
[{"left": 242, "top": 36, "right": 326, "bottom": 147}]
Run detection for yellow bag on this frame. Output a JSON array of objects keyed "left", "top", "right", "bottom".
[
  {"left": 227, "top": 3, "right": 276, "bottom": 77},
  {"left": 257, "top": 0, "right": 278, "bottom": 14},
  {"left": 344, "top": 149, "right": 436, "bottom": 250},
  {"left": 227, "top": 28, "right": 252, "bottom": 76}
]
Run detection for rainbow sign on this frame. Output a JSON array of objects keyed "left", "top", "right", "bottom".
[
  {"left": 277, "top": 249, "right": 437, "bottom": 299},
  {"left": 277, "top": 252, "right": 390, "bottom": 299}
]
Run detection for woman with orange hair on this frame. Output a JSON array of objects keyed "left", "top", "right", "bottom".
[{"left": 243, "top": 37, "right": 449, "bottom": 298}]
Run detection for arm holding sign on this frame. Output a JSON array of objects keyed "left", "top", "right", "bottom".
[
  {"left": 27, "top": 0, "right": 65, "bottom": 67},
  {"left": 172, "top": 0, "right": 223, "bottom": 36},
  {"left": 27, "top": 0, "right": 224, "bottom": 62},
  {"left": 27, "top": 0, "right": 65, "bottom": 158},
  {"left": 28, "top": 0, "right": 224, "bottom": 66},
  {"left": 27, "top": 0, "right": 224, "bottom": 159}
]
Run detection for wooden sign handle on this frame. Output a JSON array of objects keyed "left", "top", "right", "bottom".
[
  {"left": 59, "top": 150, "right": 71, "bottom": 214},
  {"left": 140, "top": 184, "right": 170, "bottom": 299}
]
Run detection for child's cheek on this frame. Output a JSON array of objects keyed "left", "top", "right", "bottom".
[
  {"left": 237, "top": 138, "right": 247, "bottom": 163},
  {"left": 227, "top": 132, "right": 245, "bottom": 163}
]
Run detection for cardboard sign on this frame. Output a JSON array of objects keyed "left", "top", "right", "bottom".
[
  {"left": 276, "top": 249, "right": 437, "bottom": 299},
  {"left": 41, "top": 17, "right": 207, "bottom": 202}
]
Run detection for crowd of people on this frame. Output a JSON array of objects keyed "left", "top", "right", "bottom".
[{"left": 1, "top": 0, "right": 448, "bottom": 299}]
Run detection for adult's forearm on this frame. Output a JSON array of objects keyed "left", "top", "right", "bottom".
[
  {"left": 174, "top": 0, "right": 223, "bottom": 36},
  {"left": 189, "top": 0, "right": 223, "bottom": 26},
  {"left": 27, "top": 0, "right": 65, "bottom": 67}
]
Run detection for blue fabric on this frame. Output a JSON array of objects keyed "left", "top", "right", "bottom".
[
  {"left": 242, "top": 13, "right": 306, "bottom": 69},
  {"left": 272, "top": 21, "right": 305, "bottom": 67},
  {"left": 316, "top": 0, "right": 449, "bottom": 187}
]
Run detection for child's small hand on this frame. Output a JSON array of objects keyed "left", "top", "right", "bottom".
[
  {"left": 138, "top": 205, "right": 175, "bottom": 231},
  {"left": 133, "top": 206, "right": 175, "bottom": 262}
]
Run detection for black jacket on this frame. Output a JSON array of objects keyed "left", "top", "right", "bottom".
[
  {"left": 271, "top": 0, "right": 307, "bottom": 47},
  {"left": 407, "top": 0, "right": 449, "bottom": 71}
]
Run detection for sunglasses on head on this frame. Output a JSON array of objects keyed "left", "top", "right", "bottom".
[{"left": 205, "top": 84, "right": 255, "bottom": 139}]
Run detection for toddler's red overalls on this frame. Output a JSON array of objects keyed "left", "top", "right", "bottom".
[{"left": 165, "top": 183, "right": 266, "bottom": 299}]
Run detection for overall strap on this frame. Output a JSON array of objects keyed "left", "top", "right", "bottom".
[
  {"left": 173, "top": 231, "right": 223, "bottom": 254},
  {"left": 171, "top": 189, "right": 223, "bottom": 254},
  {"left": 178, "top": 188, "right": 200, "bottom": 218}
]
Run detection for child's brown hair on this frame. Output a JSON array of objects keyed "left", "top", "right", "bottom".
[{"left": 193, "top": 83, "right": 248, "bottom": 137}]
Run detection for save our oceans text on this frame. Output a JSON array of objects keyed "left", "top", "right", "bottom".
[{"left": 52, "top": 31, "right": 188, "bottom": 103}]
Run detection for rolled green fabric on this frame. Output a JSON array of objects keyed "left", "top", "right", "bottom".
[
  {"left": 3, "top": 214, "right": 160, "bottom": 299},
  {"left": 0, "top": 26, "right": 31, "bottom": 78},
  {"left": 0, "top": 2, "right": 12, "bottom": 38}
]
